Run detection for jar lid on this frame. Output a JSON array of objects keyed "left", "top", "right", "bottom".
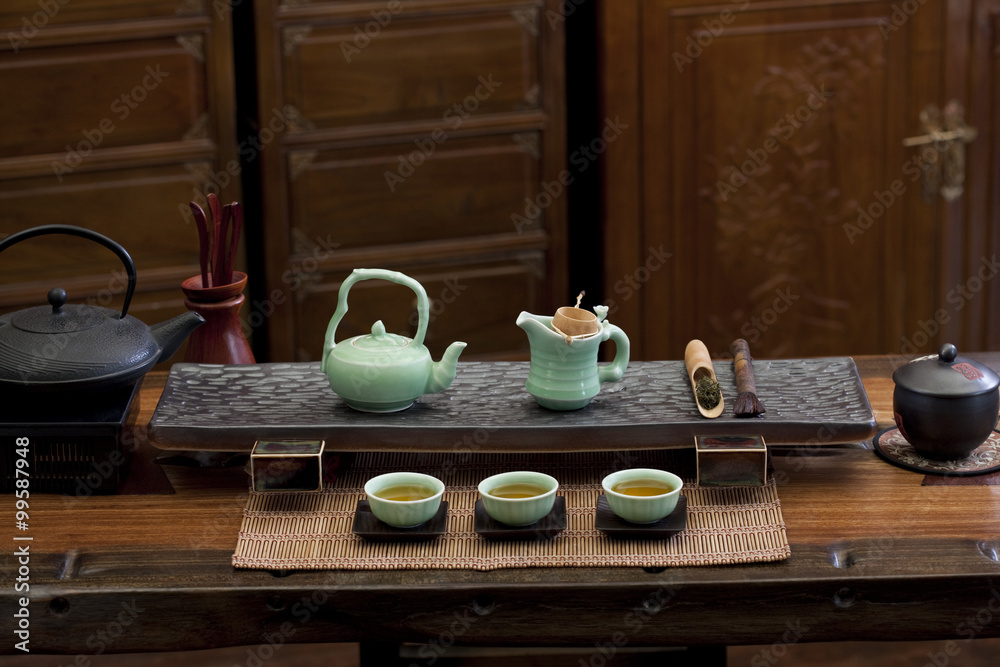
[{"left": 892, "top": 343, "right": 1000, "bottom": 398}]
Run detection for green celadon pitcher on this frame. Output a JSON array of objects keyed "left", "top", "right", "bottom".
[{"left": 516, "top": 305, "right": 630, "bottom": 410}]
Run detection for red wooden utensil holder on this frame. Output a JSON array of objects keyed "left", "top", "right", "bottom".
[{"left": 181, "top": 271, "right": 255, "bottom": 364}]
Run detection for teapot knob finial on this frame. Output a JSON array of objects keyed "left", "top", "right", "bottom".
[
  {"left": 371, "top": 320, "right": 387, "bottom": 339},
  {"left": 939, "top": 343, "right": 958, "bottom": 363},
  {"left": 48, "top": 287, "right": 67, "bottom": 314}
]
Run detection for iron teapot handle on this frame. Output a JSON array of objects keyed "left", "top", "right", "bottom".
[
  {"left": 323, "top": 268, "right": 430, "bottom": 357},
  {"left": 0, "top": 225, "right": 136, "bottom": 319}
]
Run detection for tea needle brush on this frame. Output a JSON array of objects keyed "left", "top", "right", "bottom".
[{"left": 731, "top": 338, "right": 765, "bottom": 417}]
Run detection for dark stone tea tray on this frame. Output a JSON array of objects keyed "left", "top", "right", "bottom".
[{"left": 148, "top": 359, "right": 876, "bottom": 452}]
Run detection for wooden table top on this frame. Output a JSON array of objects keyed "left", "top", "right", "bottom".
[{"left": 4, "top": 353, "right": 1000, "bottom": 654}]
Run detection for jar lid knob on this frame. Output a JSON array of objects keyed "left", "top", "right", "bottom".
[{"left": 939, "top": 343, "right": 958, "bottom": 363}]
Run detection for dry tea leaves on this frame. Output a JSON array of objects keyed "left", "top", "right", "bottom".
[{"left": 695, "top": 376, "right": 722, "bottom": 410}]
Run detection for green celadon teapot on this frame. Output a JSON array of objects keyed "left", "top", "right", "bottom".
[{"left": 320, "top": 268, "right": 467, "bottom": 412}]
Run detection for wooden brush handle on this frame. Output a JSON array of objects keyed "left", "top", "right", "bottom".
[{"left": 730, "top": 338, "right": 757, "bottom": 394}]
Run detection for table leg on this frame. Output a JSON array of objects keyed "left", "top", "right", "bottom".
[{"left": 360, "top": 641, "right": 406, "bottom": 666}]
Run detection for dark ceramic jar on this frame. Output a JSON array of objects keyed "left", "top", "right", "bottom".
[{"left": 892, "top": 344, "right": 1000, "bottom": 460}]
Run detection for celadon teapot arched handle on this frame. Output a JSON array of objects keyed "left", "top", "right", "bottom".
[{"left": 321, "top": 268, "right": 429, "bottom": 372}]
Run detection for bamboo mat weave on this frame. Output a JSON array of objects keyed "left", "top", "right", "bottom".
[{"left": 232, "top": 451, "right": 790, "bottom": 571}]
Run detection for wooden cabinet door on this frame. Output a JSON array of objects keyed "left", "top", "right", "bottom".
[
  {"left": 0, "top": 0, "right": 240, "bottom": 368},
  {"left": 601, "top": 0, "right": 999, "bottom": 360},
  {"left": 965, "top": 0, "right": 1000, "bottom": 350},
  {"left": 251, "top": 0, "right": 567, "bottom": 362}
]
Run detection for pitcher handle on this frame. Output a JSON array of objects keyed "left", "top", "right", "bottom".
[
  {"left": 598, "top": 324, "right": 630, "bottom": 384},
  {"left": 322, "top": 268, "right": 429, "bottom": 370}
]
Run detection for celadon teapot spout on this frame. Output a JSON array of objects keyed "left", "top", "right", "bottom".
[
  {"left": 516, "top": 304, "right": 630, "bottom": 410},
  {"left": 320, "top": 268, "right": 467, "bottom": 412}
]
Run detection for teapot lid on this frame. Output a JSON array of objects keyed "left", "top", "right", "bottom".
[
  {"left": 10, "top": 288, "right": 105, "bottom": 333},
  {"left": 892, "top": 343, "right": 1000, "bottom": 397},
  {"left": 351, "top": 320, "right": 413, "bottom": 351},
  {"left": 0, "top": 287, "right": 159, "bottom": 386}
]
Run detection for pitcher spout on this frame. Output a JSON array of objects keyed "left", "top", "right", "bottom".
[
  {"left": 427, "top": 340, "right": 468, "bottom": 393},
  {"left": 516, "top": 311, "right": 558, "bottom": 336}
]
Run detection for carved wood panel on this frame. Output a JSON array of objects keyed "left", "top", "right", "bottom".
[
  {"left": 254, "top": 0, "right": 567, "bottom": 361},
  {"left": 604, "top": 0, "right": 978, "bottom": 360},
  {"left": 0, "top": 0, "right": 205, "bottom": 28},
  {"left": 0, "top": 37, "right": 208, "bottom": 159},
  {"left": 287, "top": 133, "right": 543, "bottom": 253},
  {"left": 0, "top": 2, "right": 239, "bottom": 342},
  {"left": 0, "top": 164, "right": 205, "bottom": 287},
  {"left": 968, "top": 0, "right": 1000, "bottom": 348},
  {"left": 281, "top": 10, "right": 540, "bottom": 131},
  {"left": 675, "top": 24, "right": 896, "bottom": 359}
]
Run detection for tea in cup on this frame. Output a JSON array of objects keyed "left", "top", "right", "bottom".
[
  {"left": 364, "top": 472, "right": 445, "bottom": 528},
  {"left": 601, "top": 468, "right": 683, "bottom": 524},
  {"left": 478, "top": 471, "right": 558, "bottom": 526}
]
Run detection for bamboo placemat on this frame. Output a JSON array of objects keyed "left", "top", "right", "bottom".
[{"left": 232, "top": 451, "right": 790, "bottom": 571}]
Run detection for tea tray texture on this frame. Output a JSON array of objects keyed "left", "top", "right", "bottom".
[{"left": 150, "top": 359, "right": 876, "bottom": 452}]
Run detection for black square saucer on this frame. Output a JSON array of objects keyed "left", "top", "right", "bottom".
[
  {"left": 595, "top": 495, "right": 687, "bottom": 539},
  {"left": 351, "top": 499, "right": 448, "bottom": 542},
  {"left": 474, "top": 496, "right": 566, "bottom": 540}
]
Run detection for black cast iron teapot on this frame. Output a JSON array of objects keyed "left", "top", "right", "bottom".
[{"left": 0, "top": 225, "right": 204, "bottom": 395}]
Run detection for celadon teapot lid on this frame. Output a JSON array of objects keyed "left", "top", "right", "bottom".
[{"left": 351, "top": 320, "right": 419, "bottom": 353}]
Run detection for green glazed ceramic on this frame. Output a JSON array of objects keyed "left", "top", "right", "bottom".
[
  {"left": 363, "top": 472, "right": 445, "bottom": 528},
  {"left": 478, "top": 471, "right": 558, "bottom": 526},
  {"left": 601, "top": 468, "right": 683, "bottom": 524},
  {"left": 516, "top": 305, "right": 630, "bottom": 411},
  {"left": 321, "top": 268, "right": 467, "bottom": 412}
]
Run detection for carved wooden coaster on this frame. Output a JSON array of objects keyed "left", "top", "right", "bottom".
[{"left": 873, "top": 427, "right": 1000, "bottom": 477}]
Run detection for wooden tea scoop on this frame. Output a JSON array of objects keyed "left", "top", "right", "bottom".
[
  {"left": 684, "top": 339, "right": 724, "bottom": 418},
  {"left": 731, "top": 338, "right": 765, "bottom": 417}
]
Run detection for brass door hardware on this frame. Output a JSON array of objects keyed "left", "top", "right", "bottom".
[{"left": 902, "top": 101, "right": 977, "bottom": 202}]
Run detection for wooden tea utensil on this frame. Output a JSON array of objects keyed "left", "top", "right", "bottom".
[
  {"left": 190, "top": 195, "right": 244, "bottom": 288},
  {"left": 214, "top": 203, "right": 232, "bottom": 286},
  {"left": 207, "top": 193, "right": 224, "bottom": 287},
  {"left": 224, "top": 201, "right": 243, "bottom": 286},
  {"left": 189, "top": 202, "right": 211, "bottom": 288},
  {"left": 731, "top": 338, "right": 765, "bottom": 417},
  {"left": 685, "top": 339, "right": 724, "bottom": 418}
]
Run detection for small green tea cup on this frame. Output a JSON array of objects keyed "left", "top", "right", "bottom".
[
  {"left": 601, "top": 468, "right": 683, "bottom": 524},
  {"left": 364, "top": 472, "right": 445, "bottom": 528},
  {"left": 478, "top": 471, "right": 559, "bottom": 526}
]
